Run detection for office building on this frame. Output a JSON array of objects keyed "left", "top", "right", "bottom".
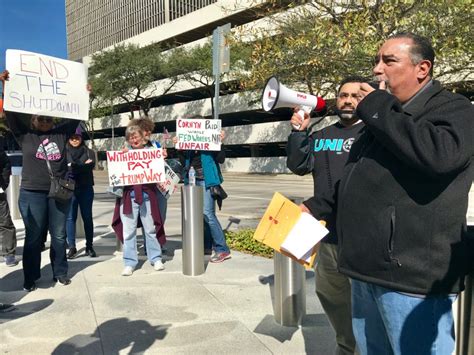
[{"left": 66, "top": 0, "right": 298, "bottom": 173}]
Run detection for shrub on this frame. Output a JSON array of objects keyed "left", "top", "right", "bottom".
[{"left": 224, "top": 228, "right": 274, "bottom": 258}]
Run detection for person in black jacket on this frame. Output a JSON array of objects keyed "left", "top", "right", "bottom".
[
  {"left": 65, "top": 127, "right": 97, "bottom": 259},
  {"left": 286, "top": 76, "right": 365, "bottom": 355},
  {"left": 0, "top": 141, "right": 17, "bottom": 267},
  {"left": 303, "top": 33, "right": 474, "bottom": 355}
]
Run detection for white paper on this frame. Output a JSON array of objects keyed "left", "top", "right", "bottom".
[
  {"left": 280, "top": 212, "right": 329, "bottom": 260},
  {"left": 4, "top": 49, "right": 90, "bottom": 121}
]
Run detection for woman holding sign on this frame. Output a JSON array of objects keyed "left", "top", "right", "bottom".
[
  {"left": 3, "top": 111, "right": 78, "bottom": 291},
  {"left": 111, "top": 125, "right": 166, "bottom": 276},
  {"left": 174, "top": 122, "right": 231, "bottom": 263}
]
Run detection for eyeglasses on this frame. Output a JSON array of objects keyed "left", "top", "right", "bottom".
[{"left": 38, "top": 117, "right": 53, "bottom": 123}]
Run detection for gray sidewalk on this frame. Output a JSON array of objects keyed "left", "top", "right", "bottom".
[{"left": 0, "top": 173, "right": 337, "bottom": 354}]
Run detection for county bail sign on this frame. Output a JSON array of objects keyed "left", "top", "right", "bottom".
[
  {"left": 3, "top": 49, "right": 90, "bottom": 121},
  {"left": 175, "top": 118, "right": 221, "bottom": 151}
]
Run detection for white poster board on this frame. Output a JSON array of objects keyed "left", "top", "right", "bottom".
[
  {"left": 3, "top": 49, "right": 90, "bottom": 121},
  {"left": 107, "top": 149, "right": 165, "bottom": 187},
  {"left": 157, "top": 161, "right": 181, "bottom": 199},
  {"left": 175, "top": 118, "right": 221, "bottom": 151}
]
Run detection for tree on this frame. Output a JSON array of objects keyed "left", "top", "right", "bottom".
[
  {"left": 88, "top": 43, "right": 182, "bottom": 118},
  {"left": 232, "top": 1, "right": 473, "bottom": 99}
]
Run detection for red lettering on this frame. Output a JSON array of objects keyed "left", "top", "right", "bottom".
[
  {"left": 39, "top": 57, "right": 54, "bottom": 77},
  {"left": 20, "top": 53, "right": 38, "bottom": 74},
  {"left": 107, "top": 151, "right": 118, "bottom": 162}
]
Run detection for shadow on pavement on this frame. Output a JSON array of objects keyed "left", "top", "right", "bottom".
[
  {"left": 0, "top": 299, "right": 54, "bottom": 325},
  {"left": 51, "top": 318, "right": 170, "bottom": 354}
]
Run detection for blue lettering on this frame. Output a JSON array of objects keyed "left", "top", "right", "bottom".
[
  {"left": 323, "top": 139, "right": 339, "bottom": 151},
  {"left": 314, "top": 139, "right": 324, "bottom": 152},
  {"left": 314, "top": 139, "right": 345, "bottom": 152}
]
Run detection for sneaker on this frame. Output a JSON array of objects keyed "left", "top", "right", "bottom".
[
  {"left": 67, "top": 247, "right": 78, "bottom": 259},
  {"left": 0, "top": 303, "right": 15, "bottom": 312},
  {"left": 85, "top": 247, "right": 97, "bottom": 258},
  {"left": 5, "top": 255, "right": 18, "bottom": 267},
  {"left": 210, "top": 252, "right": 231, "bottom": 263},
  {"left": 153, "top": 260, "right": 165, "bottom": 271},
  {"left": 53, "top": 276, "right": 72, "bottom": 286},
  {"left": 23, "top": 281, "right": 37, "bottom": 292},
  {"left": 121, "top": 266, "right": 134, "bottom": 276}
]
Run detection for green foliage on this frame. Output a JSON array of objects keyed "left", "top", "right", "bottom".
[
  {"left": 234, "top": 0, "right": 473, "bottom": 97},
  {"left": 89, "top": 43, "right": 182, "bottom": 117},
  {"left": 225, "top": 228, "right": 274, "bottom": 258}
]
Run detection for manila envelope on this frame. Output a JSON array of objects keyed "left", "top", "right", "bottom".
[{"left": 253, "top": 192, "right": 321, "bottom": 268}]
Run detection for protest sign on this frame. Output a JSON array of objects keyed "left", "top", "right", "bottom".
[
  {"left": 107, "top": 149, "right": 165, "bottom": 187},
  {"left": 3, "top": 49, "right": 89, "bottom": 121},
  {"left": 175, "top": 118, "right": 221, "bottom": 151},
  {"left": 157, "top": 161, "right": 181, "bottom": 199}
]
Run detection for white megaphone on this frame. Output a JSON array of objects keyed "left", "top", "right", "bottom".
[{"left": 262, "top": 76, "right": 326, "bottom": 129}]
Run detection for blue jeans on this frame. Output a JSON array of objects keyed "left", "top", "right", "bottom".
[
  {"left": 351, "top": 279, "right": 456, "bottom": 355},
  {"left": 19, "top": 189, "right": 70, "bottom": 283},
  {"left": 120, "top": 196, "right": 162, "bottom": 268},
  {"left": 66, "top": 185, "right": 94, "bottom": 248},
  {"left": 196, "top": 180, "right": 229, "bottom": 253}
]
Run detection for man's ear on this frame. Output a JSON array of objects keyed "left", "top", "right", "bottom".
[{"left": 417, "top": 60, "right": 432, "bottom": 81}]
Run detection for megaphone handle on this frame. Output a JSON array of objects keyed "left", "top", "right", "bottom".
[{"left": 292, "top": 107, "right": 310, "bottom": 130}]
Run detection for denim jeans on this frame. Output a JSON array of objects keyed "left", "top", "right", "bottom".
[
  {"left": 120, "top": 195, "right": 162, "bottom": 268},
  {"left": 66, "top": 185, "right": 94, "bottom": 249},
  {"left": 351, "top": 279, "right": 456, "bottom": 355},
  {"left": 196, "top": 180, "right": 229, "bottom": 253},
  {"left": 19, "top": 189, "right": 70, "bottom": 283},
  {"left": 0, "top": 193, "right": 16, "bottom": 257}
]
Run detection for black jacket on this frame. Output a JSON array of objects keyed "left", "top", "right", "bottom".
[
  {"left": 67, "top": 144, "right": 95, "bottom": 187},
  {"left": 286, "top": 122, "right": 365, "bottom": 244},
  {"left": 304, "top": 81, "right": 474, "bottom": 295},
  {"left": 0, "top": 150, "right": 11, "bottom": 191}
]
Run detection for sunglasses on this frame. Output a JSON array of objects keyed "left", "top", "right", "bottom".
[{"left": 38, "top": 117, "right": 53, "bottom": 123}]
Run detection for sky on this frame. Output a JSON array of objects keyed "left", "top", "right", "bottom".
[{"left": 0, "top": 0, "right": 67, "bottom": 72}]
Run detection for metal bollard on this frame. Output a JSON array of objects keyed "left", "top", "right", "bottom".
[
  {"left": 456, "top": 224, "right": 474, "bottom": 355},
  {"left": 273, "top": 251, "right": 306, "bottom": 326},
  {"left": 456, "top": 272, "right": 473, "bottom": 355},
  {"left": 75, "top": 209, "right": 85, "bottom": 239},
  {"left": 6, "top": 173, "right": 21, "bottom": 220},
  {"left": 181, "top": 185, "right": 204, "bottom": 276}
]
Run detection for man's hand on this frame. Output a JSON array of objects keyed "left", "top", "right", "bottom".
[
  {"left": 172, "top": 136, "right": 178, "bottom": 145},
  {"left": 290, "top": 108, "right": 310, "bottom": 131},
  {"left": 0, "top": 70, "right": 9, "bottom": 83},
  {"left": 162, "top": 148, "right": 168, "bottom": 158},
  {"left": 299, "top": 203, "right": 311, "bottom": 214},
  {"left": 220, "top": 130, "right": 226, "bottom": 142},
  {"left": 359, "top": 81, "right": 387, "bottom": 101}
]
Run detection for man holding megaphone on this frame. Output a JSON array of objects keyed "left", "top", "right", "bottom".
[{"left": 286, "top": 76, "right": 366, "bottom": 355}]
